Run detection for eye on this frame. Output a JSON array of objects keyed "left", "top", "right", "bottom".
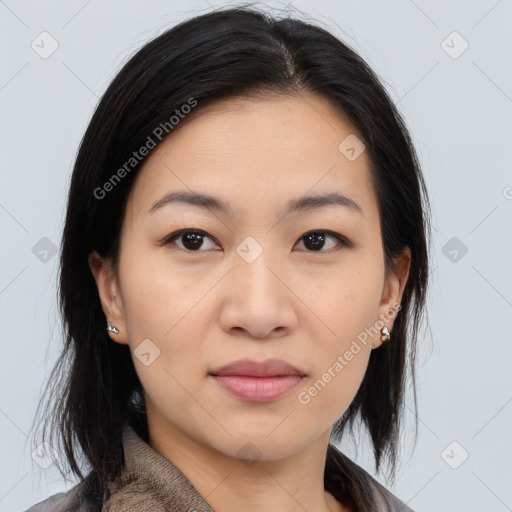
[
  {"left": 162, "top": 229, "right": 350, "bottom": 253},
  {"left": 294, "top": 231, "right": 349, "bottom": 252},
  {"left": 162, "top": 229, "right": 220, "bottom": 252}
]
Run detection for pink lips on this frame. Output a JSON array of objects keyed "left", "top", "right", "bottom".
[{"left": 209, "top": 358, "right": 306, "bottom": 403}]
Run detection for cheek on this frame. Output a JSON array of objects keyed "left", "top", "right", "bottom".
[
  {"left": 295, "top": 255, "right": 383, "bottom": 407},
  {"left": 301, "top": 251, "right": 384, "bottom": 339},
  {"left": 296, "top": 353, "right": 370, "bottom": 426},
  {"left": 295, "top": 298, "right": 376, "bottom": 426},
  {"left": 118, "top": 241, "right": 206, "bottom": 340},
  {"left": 117, "top": 244, "right": 212, "bottom": 390}
]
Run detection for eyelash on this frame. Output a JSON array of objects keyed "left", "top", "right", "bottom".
[{"left": 161, "top": 229, "right": 351, "bottom": 253}]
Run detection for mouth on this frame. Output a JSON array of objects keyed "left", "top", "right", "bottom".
[
  {"left": 210, "top": 358, "right": 306, "bottom": 378},
  {"left": 209, "top": 358, "right": 306, "bottom": 403}
]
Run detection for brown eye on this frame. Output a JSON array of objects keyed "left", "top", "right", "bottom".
[
  {"left": 162, "top": 229, "right": 349, "bottom": 253},
  {"left": 163, "top": 230, "right": 220, "bottom": 251},
  {"left": 295, "top": 231, "right": 348, "bottom": 252}
]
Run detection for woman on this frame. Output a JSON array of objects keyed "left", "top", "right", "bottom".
[{"left": 26, "top": 5, "right": 430, "bottom": 512}]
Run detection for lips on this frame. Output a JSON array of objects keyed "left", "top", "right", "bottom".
[
  {"left": 209, "top": 358, "right": 306, "bottom": 402},
  {"left": 209, "top": 358, "right": 306, "bottom": 378}
]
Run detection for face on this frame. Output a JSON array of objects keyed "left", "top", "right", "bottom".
[{"left": 90, "top": 93, "right": 410, "bottom": 461}]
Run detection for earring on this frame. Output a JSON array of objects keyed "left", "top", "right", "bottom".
[
  {"left": 107, "top": 325, "right": 119, "bottom": 334},
  {"left": 380, "top": 326, "right": 390, "bottom": 343}
]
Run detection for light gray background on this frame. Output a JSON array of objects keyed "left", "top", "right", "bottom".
[{"left": 1, "top": 1, "right": 511, "bottom": 511}]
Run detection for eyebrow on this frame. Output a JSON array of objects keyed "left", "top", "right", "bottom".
[{"left": 148, "top": 189, "right": 362, "bottom": 216}]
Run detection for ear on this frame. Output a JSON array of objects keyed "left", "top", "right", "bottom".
[
  {"left": 88, "top": 250, "right": 128, "bottom": 345},
  {"left": 372, "top": 246, "right": 411, "bottom": 349}
]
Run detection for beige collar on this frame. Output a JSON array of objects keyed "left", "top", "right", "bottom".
[{"left": 101, "top": 424, "right": 411, "bottom": 512}]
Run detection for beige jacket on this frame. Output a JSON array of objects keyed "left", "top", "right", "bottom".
[{"left": 24, "top": 425, "right": 414, "bottom": 512}]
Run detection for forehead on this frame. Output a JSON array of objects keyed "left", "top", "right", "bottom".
[{"left": 124, "top": 93, "right": 378, "bottom": 225}]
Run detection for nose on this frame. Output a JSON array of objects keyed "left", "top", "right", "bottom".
[{"left": 218, "top": 248, "right": 299, "bottom": 339}]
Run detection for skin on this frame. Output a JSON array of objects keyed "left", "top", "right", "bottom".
[{"left": 89, "top": 93, "right": 411, "bottom": 512}]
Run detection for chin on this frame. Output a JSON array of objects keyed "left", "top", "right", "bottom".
[{"left": 203, "top": 427, "right": 318, "bottom": 463}]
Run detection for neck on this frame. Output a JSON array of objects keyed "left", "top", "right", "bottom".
[{"left": 146, "top": 416, "right": 347, "bottom": 512}]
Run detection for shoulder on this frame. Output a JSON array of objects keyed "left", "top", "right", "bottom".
[
  {"left": 325, "top": 443, "right": 414, "bottom": 512},
  {"left": 23, "top": 473, "right": 102, "bottom": 512},
  {"left": 23, "top": 490, "right": 73, "bottom": 512},
  {"left": 365, "top": 474, "right": 415, "bottom": 512}
]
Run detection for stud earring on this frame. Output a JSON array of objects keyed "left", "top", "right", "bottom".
[
  {"left": 380, "top": 326, "right": 390, "bottom": 343},
  {"left": 107, "top": 325, "right": 119, "bottom": 334}
]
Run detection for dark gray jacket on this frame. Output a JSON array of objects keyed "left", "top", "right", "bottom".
[{"left": 24, "top": 425, "right": 414, "bottom": 511}]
